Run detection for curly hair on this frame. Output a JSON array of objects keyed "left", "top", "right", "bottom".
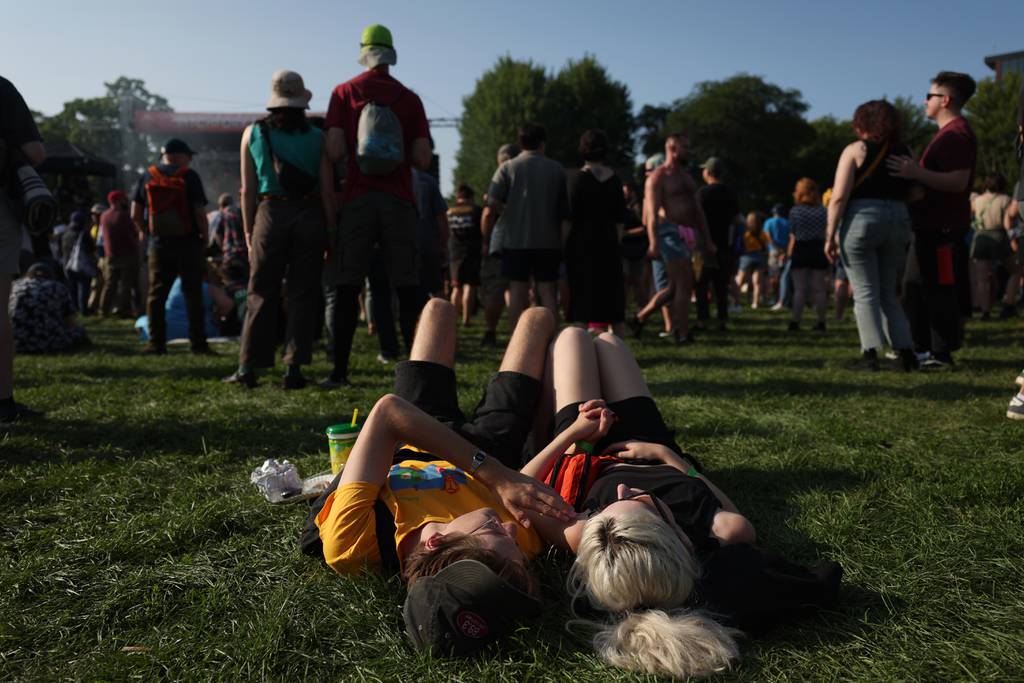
[
  {"left": 852, "top": 100, "right": 901, "bottom": 144},
  {"left": 793, "top": 177, "right": 820, "bottom": 206}
]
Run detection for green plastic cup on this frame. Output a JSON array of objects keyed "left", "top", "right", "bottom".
[{"left": 326, "top": 423, "right": 360, "bottom": 474}]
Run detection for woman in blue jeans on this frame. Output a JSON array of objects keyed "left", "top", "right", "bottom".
[{"left": 825, "top": 100, "right": 917, "bottom": 371}]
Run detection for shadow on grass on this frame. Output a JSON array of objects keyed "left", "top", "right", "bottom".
[{"left": 649, "top": 377, "right": 1010, "bottom": 401}]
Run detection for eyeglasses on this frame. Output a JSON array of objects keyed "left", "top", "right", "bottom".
[
  {"left": 925, "top": 92, "right": 947, "bottom": 100},
  {"left": 467, "top": 515, "right": 507, "bottom": 537}
]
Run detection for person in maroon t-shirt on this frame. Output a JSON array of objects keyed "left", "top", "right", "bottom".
[
  {"left": 888, "top": 71, "right": 977, "bottom": 368},
  {"left": 322, "top": 23, "right": 432, "bottom": 387},
  {"left": 99, "top": 190, "right": 141, "bottom": 318}
]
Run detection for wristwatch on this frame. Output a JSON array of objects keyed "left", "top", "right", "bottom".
[{"left": 468, "top": 450, "right": 488, "bottom": 474}]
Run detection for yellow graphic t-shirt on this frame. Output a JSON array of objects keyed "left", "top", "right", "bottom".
[{"left": 316, "top": 458, "right": 544, "bottom": 575}]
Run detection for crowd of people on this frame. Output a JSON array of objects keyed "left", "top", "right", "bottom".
[{"left": 2, "top": 22, "right": 1024, "bottom": 677}]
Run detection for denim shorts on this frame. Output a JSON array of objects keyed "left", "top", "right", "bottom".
[
  {"left": 738, "top": 251, "right": 767, "bottom": 272},
  {"left": 657, "top": 224, "right": 691, "bottom": 261}
]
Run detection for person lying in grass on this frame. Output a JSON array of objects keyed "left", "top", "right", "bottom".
[
  {"left": 520, "top": 327, "right": 842, "bottom": 679},
  {"left": 307, "top": 299, "right": 573, "bottom": 656}
]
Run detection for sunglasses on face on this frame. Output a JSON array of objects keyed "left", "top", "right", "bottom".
[{"left": 925, "top": 92, "right": 946, "bottom": 100}]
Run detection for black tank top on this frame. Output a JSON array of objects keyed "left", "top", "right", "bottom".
[{"left": 849, "top": 140, "right": 914, "bottom": 201}]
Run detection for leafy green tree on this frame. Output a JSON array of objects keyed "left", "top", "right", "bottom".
[
  {"left": 966, "top": 72, "right": 1022, "bottom": 190},
  {"left": 635, "top": 104, "right": 672, "bottom": 158},
  {"left": 452, "top": 57, "right": 548, "bottom": 196},
  {"left": 653, "top": 74, "right": 814, "bottom": 208},
  {"left": 542, "top": 55, "right": 634, "bottom": 168},
  {"left": 891, "top": 95, "right": 934, "bottom": 154},
  {"left": 795, "top": 115, "right": 855, "bottom": 192},
  {"left": 36, "top": 77, "right": 172, "bottom": 183}
]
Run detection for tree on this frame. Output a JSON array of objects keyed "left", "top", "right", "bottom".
[
  {"left": 651, "top": 74, "right": 814, "bottom": 208},
  {"left": 453, "top": 57, "right": 548, "bottom": 196},
  {"left": 966, "top": 72, "right": 1022, "bottom": 190},
  {"left": 542, "top": 56, "right": 634, "bottom": 169},
  {"left": 35, "top": 77, "right": 172, "bottom": 185},
  {"left": 891, "top": 95, "right": 934, "bottom": 154},
  {"left": 795, "top": 116, "right": 855, "bottom": 192},
  {"left": 635, "top": 104, "right": 672, "bottom": 158}
]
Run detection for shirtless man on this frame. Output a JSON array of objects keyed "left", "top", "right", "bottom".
[{"left": 629, "top": 133, "right": 714, "bottom": 344}]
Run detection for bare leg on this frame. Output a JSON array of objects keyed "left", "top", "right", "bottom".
[
  {"left": 752, "top": 268, "right": 764, "bottom": 308},
  {"left": 449, "top": 284, "right": 462, "bottom": 319},
  {"left": 507, "top": 280, "right": 530, "bottom": 332},
  {"left": 462, "top": 285, "right": 476, "bottom": 325},
  {"left": 536, "top": 281, "right": 559, "bottom": 325},
  {"left": 499, "top": 305, "right": 555, "bottom": 380},
  {"left": 661, "top": 305, "right": 672, "bottom": 333},
  {"left": 409, "top": 298, "right": 456, "bottom": 369},
  {"left": 593, "top": 331, "right": 651, "bottom": 402},
  {"left": 551, "top": 327, "right": 601, "bottom": 412},
  {"left": 834, "top": 279, "right": 849, "bottom": 320},
  {"left": 0, "top": 275, "right": 12, "bottom": 399},
  {"left": 667, "top": 257, "right": 693, "bottom": 338}
]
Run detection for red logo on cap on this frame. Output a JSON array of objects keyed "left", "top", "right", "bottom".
[{"left": 456, "top": 611, "right": 489, "bottom": 639}]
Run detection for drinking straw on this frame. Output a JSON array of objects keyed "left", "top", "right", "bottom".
[{"left": 351, "top": 409, "right": 358, "bottom": 427}]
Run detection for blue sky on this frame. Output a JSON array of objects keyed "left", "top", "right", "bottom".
[{"left": 4, "top": 0, "right": 1021, "bottom": 194}]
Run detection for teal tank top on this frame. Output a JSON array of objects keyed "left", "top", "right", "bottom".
[{"left": 248, "top": 123, "right": 322, "bottom": 195}]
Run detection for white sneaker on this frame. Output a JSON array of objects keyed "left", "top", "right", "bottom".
[
  {"left": 769, "top": 302, "right": 784, "bottom": 312},
  {"left": 884, "top": 350, "right": 899, "bottom": 361},
  {"left": 1007, "top": 392, "right": 1024, "bottom": 420},
  {"left": 657, "top": 330, "right": 673, "bottom": 338}
]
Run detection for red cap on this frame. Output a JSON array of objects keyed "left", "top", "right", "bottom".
[{"left": 107, "top": 190, "right": 127, "bottom": 206}]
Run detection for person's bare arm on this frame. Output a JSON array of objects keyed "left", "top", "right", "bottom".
[
  {"left": 481, "top": 205, "right": 496, "bottom": 256},
  {"left": 520, "top": 401, "right": 614, "bottom": 480},
  {"left": 130, "top": 201, "right": 146, "bottom": 240},
  {"left": 20, "top": 141, "right": 45, "bottom": 168},
  {"left": 787, "top": 232, "right": 796, "bottom": 258},
  {"left": 326, "top": 127, "right": 347, "bottom": 164},
  {"left": 1006, "top": 199, "right": 1020, "bottom": 232},
  {"left": 410, "top": 137, "right": 431, "bottom": 170},
  {"left": 240, "top": 126, "right": 258, "bottom": 256},
  {"left": 826, "top": 142, "right": 859, "bottom": 263},
  {"left": 342, "top": 394, "right": 574, "bottom": 525},
  {"left": 887, "top": 154, "right": 971, "bottom": 193}
]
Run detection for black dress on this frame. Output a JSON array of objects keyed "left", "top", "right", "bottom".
[{"left": 566, "top": 169, "right": 627, "bottom": 324}]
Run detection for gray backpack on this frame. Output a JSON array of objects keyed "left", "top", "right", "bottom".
[{"left": 356, "top": 96, "right": 404, "bottom": 176}]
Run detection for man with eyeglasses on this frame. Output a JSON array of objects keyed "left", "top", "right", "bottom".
[
  {"left": 304, "top": 298, "right": 574, "bottom": 656},
  {"left": 887, "top": 71, "right": 977, "bottom": 369}
]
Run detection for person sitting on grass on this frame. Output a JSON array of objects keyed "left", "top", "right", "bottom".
[
  {"left": 305, "top": 299, "right": 574, "bottom": 656},
  {"left": 519, "top": 327, "right": 842, "bottom": 679},
  {"left": 9, "top": 261, "right": 89, "bottom": 354}
]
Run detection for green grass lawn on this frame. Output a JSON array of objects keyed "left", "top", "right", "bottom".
[{"left": 2, "top": 310, "right": 1023, "bottom": 681}]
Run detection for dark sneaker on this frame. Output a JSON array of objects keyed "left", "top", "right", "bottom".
[
  {"left": 675, "top": 331, "right": 695, "bottom": 346},
  {"left": 998, "top": 304, "right": 1017, "bottom": 319},
  {"left": 1007, "top": 393, "right": 1024, "bottom": 421},
  {"left": 142, "top": 343, "right": 166, "bottom": 355},
  {"left": 897, "top": 348, "right": 920, "bottom": 372},
  {"left": 319, "top": 373, "right": 350, "bottom": 389},
  {"left": 628, "top": 314, "right": 645, "bottom": 339},
  {"left": 480, "top": 331, "right": 498, "bottom": 348},
  {"left": 0, "top": 402, "right": 44, "bottom": 424},
  {"left": 716, "top": 320, "right": 728, "bottom": 332},
  {"left": 191, "top": 344, "right": 217, "bottom": 356},
  {"left": 787, "top": 321, "right": 800, "bottom": 332},
  {"left": 222, "top": 370, "right": 257, "bottom": 388},
  {"left": 849, "top": 351, "right": 879, "bottom": 371},
  {"left": 282, "top": 374, "right": 309, "bottom": 390},
  {"left": 812, "top": 322, "right": 827, "bottom": 332}
]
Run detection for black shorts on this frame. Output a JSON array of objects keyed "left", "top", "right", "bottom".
[
  {"left": 552, "top": 396, "right": 701, "bottom": 471},
  {"left": 394, "top": 360, "right": 540, "bottom": 468},
  {"left": 449, "top": 250, "right": 481, "bottom": 287},
  {"left": 502, "top": 248, "right": 561, "bottom": 282}
]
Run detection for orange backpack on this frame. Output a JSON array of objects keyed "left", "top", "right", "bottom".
[
  {"left": 144, "top": 165, "right": 192, "bottom": 236},
  {"left": 544, "top": 451, "right": 622, "bottom": 511}
]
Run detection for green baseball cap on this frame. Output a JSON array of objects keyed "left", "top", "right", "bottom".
[{"left": 361, "top": 24, "right": 393, "bottom": 48}]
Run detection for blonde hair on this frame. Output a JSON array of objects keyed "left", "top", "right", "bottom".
[{"left": 568, "top": 509, "right": 741, "bottom": 678}]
